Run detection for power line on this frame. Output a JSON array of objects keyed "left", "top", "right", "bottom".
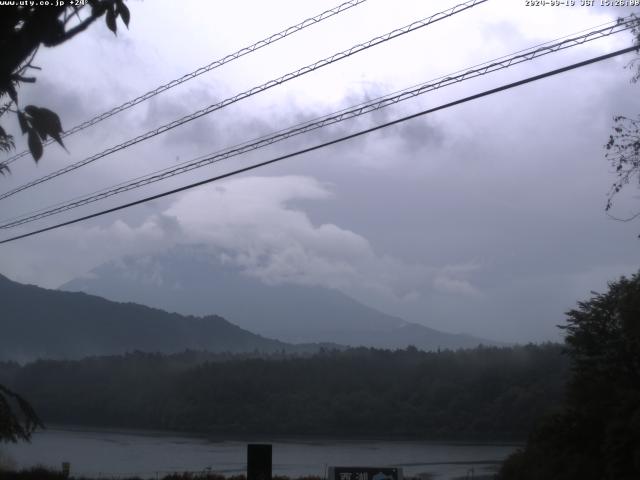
[
  {"left": 0, "top": 0, "right": 487, "bottom": 202},
  {"left": 0, "top": 45, "right": 635, "bottom": 246},
  {"left": 1, "top": 17, "right": 634, "bottom": 230},
  {"left": 0, "top": 0, "right": 369, "bottom": 167}
]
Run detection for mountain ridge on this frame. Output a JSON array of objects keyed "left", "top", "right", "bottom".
[
  {"left": 60, "top": 244, "right": 500, "bottom": 350},
  {"left": 0, "top": 272, "right": 328, "bottom": 362}
]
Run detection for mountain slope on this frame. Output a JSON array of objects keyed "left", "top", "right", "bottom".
[
  {"left": 0, "top": 273, "right": 297, "bottom": 361},
  {"left": 60, "top": 244, "right": 497, "bottom": 350}
]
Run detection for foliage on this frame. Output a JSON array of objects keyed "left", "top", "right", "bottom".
[
  {"left": 0, "top": 0, "right": 131, "bottom": 447},
  {"left": 0, "top": 344, "right": 568, "bottom": 440},
  {"left": 0, "top": 385, "right": 42, "bottom": 443},
  {"left": 605, "top": 115, "right": 640, "bottom": 222},
  {"left": 0, "top": 467, "right": 68, "bottom": 480},
  {"left": 0, "top": 0, "right": 130, "bottom": 173},
  {"left": 0, "top": 469, "right": 323, "bottom": 480},
  {"left": 604, "top": 15, "right": 640, "bottom": 227},
  {"left": 498, "top": 271, "right": 640, "bottom": 480},
  {"left": 624, "top": 14, "right": 640, "bottom": 83}
]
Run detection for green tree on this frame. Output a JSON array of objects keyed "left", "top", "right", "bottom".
[
  {"left": 0, "top": 0, "right": 131, "bottom": 443},
  {"left": 0, "top": 0, "right": 130, "bottom": 173},
  {"left": 499, "top": 271, "right": 640, "bottom": 480}
]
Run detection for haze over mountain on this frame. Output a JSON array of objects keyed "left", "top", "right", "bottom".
[
  {"left": 61, "top": 244, "right": 498, "bottom": 350},
  {"left": 0, "top": 273, "right": 306, "bottom": 362}
]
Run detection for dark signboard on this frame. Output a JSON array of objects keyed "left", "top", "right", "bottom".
[
  {"left": 329, "top": 467, "right": 402, "bottom": 480},
  {"left": 247, "top": 444, "right": 272, "bottom": 480}
]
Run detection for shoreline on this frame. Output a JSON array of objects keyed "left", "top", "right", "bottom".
[
  {"left": 3, "top": 428, "right": 517, "bottom": 480},
  {"left": 39, "top": 424, "right": 525, "bottom": 447}
]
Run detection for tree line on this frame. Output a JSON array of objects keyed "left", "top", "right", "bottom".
[{"left": 0, "top": 344, "right": 567, "bottom": 440}]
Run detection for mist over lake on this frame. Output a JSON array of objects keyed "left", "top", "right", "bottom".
[{"left": 2, "top": 427, "right": 519, "bottom": 480}]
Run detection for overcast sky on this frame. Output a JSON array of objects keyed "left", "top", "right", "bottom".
[{"left": 1, "top": 0, "right": 639, "bottom": 342}]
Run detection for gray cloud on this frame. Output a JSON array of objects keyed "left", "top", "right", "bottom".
[{"left": 2, "top": 0, "right": 640, "bottom": 344}]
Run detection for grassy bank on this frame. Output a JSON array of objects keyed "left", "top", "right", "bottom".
[{"left": 0, "top": 469, "right": 498, "bottom": 480}]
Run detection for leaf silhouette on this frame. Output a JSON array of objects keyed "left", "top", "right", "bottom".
[
  {"left": 24, "top": 106, "right": 65, "bottom": 147},
  {"left": 116, "top": 0, "right": 130, "bottom": 28},
  {"left": 35, "top": 107, "right": 64, "bottom": 147},
  {"left": 17, "top": 111, "right": 29, "bottom": 134},
  {"left": 27, "top": 129, "right": 43, "bottom": 162},
  {"left": 106, "top": 6, "right": 117, "bottom": 34}
]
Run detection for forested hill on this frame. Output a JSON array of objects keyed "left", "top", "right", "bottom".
[
  {"left": 0, "top": 273, "right": 311, "bottom": 361},
  {"left": 0, "top": 344, "right": 568, "bottom": 440}
]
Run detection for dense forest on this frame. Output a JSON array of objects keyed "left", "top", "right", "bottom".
[
  {"left": 499, "top": 272, "right": 640, "bottom": 480},
  {"left": 0, "top": 344, "right": 567, "bottom": 440}
]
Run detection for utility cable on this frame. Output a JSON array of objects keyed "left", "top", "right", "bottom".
[
  {"left": 0, "top": 0, "right": 369, "bottom": 167},
  {"left": 0, "top": 0, "right": 487, "bottom": 202},
  {"left": 0, "top": 45, "right": 635, "bottom": 245},
  {"left": 0, "top": 17, "right": 634, "bottom": 229}
]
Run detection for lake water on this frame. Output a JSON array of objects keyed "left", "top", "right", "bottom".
[{"left": 1, "top": 427, "right": 519, "bottom": 480}]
